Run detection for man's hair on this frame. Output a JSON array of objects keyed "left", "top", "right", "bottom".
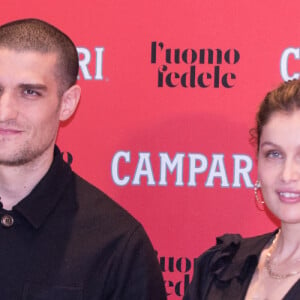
[
  {"left": 250, "top": 79, "right": 300, "bottom": 152},
  {"left": 0, "top": 18, "right": 79, "bottom": 95}
]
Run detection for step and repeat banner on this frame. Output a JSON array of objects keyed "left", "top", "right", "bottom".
[{"left": 3, "top": 0, "right": 300, "bottom": 298}]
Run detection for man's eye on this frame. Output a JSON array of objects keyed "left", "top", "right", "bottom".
[{"left": 24, "top": 89, "right": 39, "bottom": 96}]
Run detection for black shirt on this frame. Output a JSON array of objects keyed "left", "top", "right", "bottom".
[
  {"left": 0, "top": 146, "right": 166, "bottom": 299},
  {"left": 183, "top": 230, "right": 300, "bottom": 300}
]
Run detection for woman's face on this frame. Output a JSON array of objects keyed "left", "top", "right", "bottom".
[{"left": 258, "top": 109, "right": 300, "bottom": 225}]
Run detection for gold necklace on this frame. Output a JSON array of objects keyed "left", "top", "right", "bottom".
[{"left": 265, "top": 230, "right": 300, "bottom": 279}]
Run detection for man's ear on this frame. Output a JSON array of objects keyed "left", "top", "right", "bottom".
[{"left": 59, "top": 85, "right": 81, "bottom": 121}]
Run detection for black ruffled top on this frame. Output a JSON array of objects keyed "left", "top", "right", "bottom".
[{"left": 183, "top": 230, "right": 300, "bottom": 300}]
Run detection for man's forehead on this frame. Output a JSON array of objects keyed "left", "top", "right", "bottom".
[
  {"left": 0, "top": 47, "right": 58, "bottom": 60},
  {"left": 0, "top": 48, "right": 59, "bottom": 74},
  {"left": 0, "top": 48, "right": 60, "bottom": 87}
]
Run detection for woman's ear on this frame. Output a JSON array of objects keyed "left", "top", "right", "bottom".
[{"left": 59, "top": 85, "right": 81, "bottom": 121}]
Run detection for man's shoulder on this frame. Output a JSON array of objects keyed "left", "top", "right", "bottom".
[
  {"left": 67, "top": 172, "right": 141, "bottom": 233},
  {"left": 73, "top": 173, "right": 131, "bottom": 210}
]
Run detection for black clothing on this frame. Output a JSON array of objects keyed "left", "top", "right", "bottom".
[
  {"left": 0, "top": 147, "right": 166, "bottom": 299},
  {"left": 183, "top": 230, "right": 300, "bottom": 300}
]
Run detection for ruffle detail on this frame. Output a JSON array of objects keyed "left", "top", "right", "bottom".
[{"left": 210, "top": 234, "right": 258, "bottom": 284}]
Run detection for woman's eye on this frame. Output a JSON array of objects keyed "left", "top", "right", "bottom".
[{"left": 266, "top": 150, "right": 282, "bottom": 159}]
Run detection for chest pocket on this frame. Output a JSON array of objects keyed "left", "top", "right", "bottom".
[{"left": 22, "top": 283, "right": 83, "bottom": 300}]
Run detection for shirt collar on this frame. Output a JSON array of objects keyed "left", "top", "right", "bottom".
[{"left": 14, "top": 146, "right": 73, "bottom": 229}]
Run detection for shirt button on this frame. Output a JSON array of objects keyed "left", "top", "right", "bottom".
[{"left": 1, "top": 214, "right": 14, "bottom": 227}]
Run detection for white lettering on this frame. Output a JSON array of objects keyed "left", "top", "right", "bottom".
[
  {"left": 232, "top": 154, "right": 253, "bottom": 187},
  {"left": 111, "top": 151, "right": 254, "bottom": 188},
  {"left": 77, "top": 47, "right": 104, "bottom": 80},
  {"left": 205, "top": 154, "right": 229, "bottom": 187},
  {"left": 188, "top": 154, "right": 208, "bottom": 186},
  {"left": 159, "top": 153, "right": 185, "bottom": 186},
  {"left": 132, "top": 153, "right": 156, "bottom": 185},
  {"left": 95, "top": 47, "right": 105, "bottom": 80},
  {"left": 77, "top": 47, "right": 92, "bottom": 80},
  {"left": 111, "top": 151, "right": 130, "bottom": 186},
  {"left": 280, "top": 47, "right": 300, "bottom": 81}
]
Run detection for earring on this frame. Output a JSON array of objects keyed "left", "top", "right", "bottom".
[{"left": 254, "top": 180, "right": 265, "bottom": 210}]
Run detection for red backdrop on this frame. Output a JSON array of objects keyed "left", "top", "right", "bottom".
[{"left": 3, "top": 0, "right": 299, "bottom": 297}]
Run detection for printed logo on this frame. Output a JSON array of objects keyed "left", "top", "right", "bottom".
[
  {"left": 151, "top": 41, "right": 240, "bottom": 88},
  {"left": 111, "top": 151, "right": 253, "bottom": 188},
  {"left": 77, "top": 47, "right": 105, "bottom": 80},
  {"left": 159, "top": 254, "right": 194, "bottom": 297},
  {"left": 280, "top": 47, "right": 300, "bottom": 81}
]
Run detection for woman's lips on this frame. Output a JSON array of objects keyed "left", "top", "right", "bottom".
[{"left": 278, "top": 191, "right": 300, "bottom": 203}]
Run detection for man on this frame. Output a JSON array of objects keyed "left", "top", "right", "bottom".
[{"left": 0, "top": 18, "right": 166, "bottom": 299}]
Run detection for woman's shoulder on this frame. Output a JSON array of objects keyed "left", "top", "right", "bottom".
[
  {"left": 215, "top": 231, "right": 276, "bottom": 251},
  {"left": 183, "top": 231, "right": 277, "bottom": 299},
  {"left": 194, "top": 231, "right": 277, "bottom": 280},
  {"left": 199, "top": 231, "right": 276, "bottom": 263}
]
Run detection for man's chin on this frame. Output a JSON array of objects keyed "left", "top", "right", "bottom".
[
  {"left": 0, "top": 157, "right": 32, "bottom": 167},
  {"left": 0, "top": 151, "right": 39, "bottom": 167},
  {"left": 0, "top": 142, "right": 56, "bottom": 167}
]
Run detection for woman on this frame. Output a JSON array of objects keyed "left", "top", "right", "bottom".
[{"left": 183, "top": 80, "right": 300, "bottom": 300}]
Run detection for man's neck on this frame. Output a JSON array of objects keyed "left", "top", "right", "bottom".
[{"left": 0, "top": 150, "right": 54, "bottom": 210}]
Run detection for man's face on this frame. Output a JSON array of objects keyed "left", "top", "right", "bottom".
[{"left": 0, "top": 48, "right": 62, "bottom": 166}]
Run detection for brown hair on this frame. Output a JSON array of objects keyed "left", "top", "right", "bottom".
[
  {"left": 0, "top": 18, "right": 78, "bottom": 95},
  {"left": 250, "top": 80, "right": 300, "bottom": 152}
]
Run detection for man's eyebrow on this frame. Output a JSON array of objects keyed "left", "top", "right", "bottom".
[{"left": 18, "top": 83, "right": 48, "bottom": 91}]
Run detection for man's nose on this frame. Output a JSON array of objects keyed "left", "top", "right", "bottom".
[{"left": 0, "top": 92, "right": 18, "bottom": 122}]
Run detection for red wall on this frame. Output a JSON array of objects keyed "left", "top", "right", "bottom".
[{"left": 3, "top": 0, "right": 298, "bottom": 297}]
